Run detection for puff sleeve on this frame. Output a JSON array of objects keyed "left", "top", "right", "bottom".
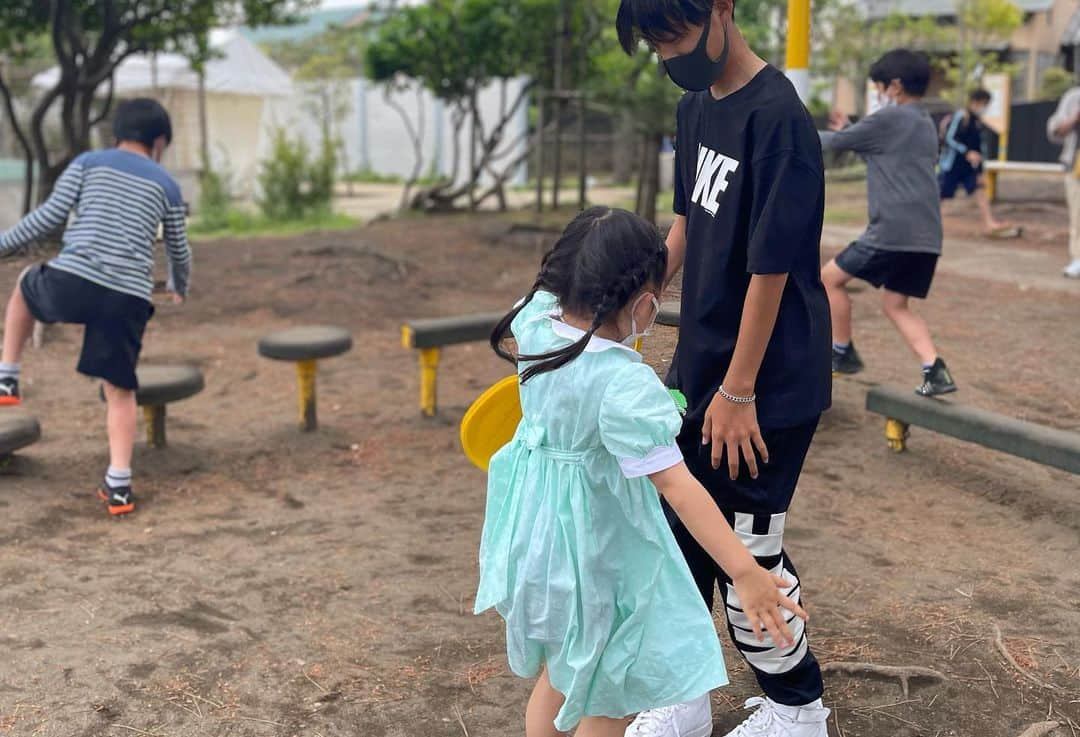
[{"left": 598, "top": 362, "right": 684, "bottom": 479}]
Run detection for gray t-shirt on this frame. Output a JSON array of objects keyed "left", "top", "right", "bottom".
[{"left": 820, "top": 103, "right": 943, "bottom": 255}]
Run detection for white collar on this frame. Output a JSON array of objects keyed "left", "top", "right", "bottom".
[{"left": 548, "top": 317, "right": 642, "bottom": 357}]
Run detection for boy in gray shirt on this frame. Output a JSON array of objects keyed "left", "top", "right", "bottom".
[{"left": 819, "top": 49, "right": 956, "bottom": 397}]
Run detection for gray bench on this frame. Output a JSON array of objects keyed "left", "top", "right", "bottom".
[
  {"left": 401, "top": 312, "right": 502, "bottom": 416},
  {"left": 257, "top": 326, "right": 353, "bottom": 431},
  {"left": 0, "top": 414, "right": 41, "bottom": 457},
  {"left": 866, "top": 385, "right": 1080, "bottom": 474},
  {"left": 136, "top": 365, "right": 205, "bottom": 448}
]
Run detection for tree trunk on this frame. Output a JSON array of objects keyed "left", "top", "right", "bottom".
[
  {"left": 198, "top": 70, "right": 210, "bottom": 170},
  {"left": 638, "top": 132, "right": 662, "bottom": 225},
  {"left": 612, "top": 112, "right": 636, "bottom": 185}
]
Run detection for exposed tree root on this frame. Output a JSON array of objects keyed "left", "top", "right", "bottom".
[
  {"left": 994, "top": 623, "right": 1057, "bottom": 691},
  {"left": 821, "top": 661, "right": 946, "bottom": 698}
]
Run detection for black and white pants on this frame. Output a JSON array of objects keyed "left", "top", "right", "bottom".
[{"left": 671, "top": 417, "right": 823, "bottom": 706}]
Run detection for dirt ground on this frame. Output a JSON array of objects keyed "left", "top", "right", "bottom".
[{"left": 0, "top": 187, "right": 1078, "bottom": 737}]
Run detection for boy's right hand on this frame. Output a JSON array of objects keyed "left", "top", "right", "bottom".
[
  {"left": 828, "top": 110, "right": 851, "bottom": 132},
  {"left": 731, "top": 566, "right": 808, "bottom": 648},
  {"left": 168, "top": 292, "right": 185, "bottom": 305}
]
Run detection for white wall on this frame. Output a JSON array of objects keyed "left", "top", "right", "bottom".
[{"left": 265, "top": 76, "right": 530, "bottom": 187}]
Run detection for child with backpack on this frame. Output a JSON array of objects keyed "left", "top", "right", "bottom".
[
  {"left": 476, "top": 207, "right": 806, "bottom": 737},
  {"left": 0, "top": 98, "right": 191, "bottom": 515},
  {"left": 939, "top": 88, "right": 1011, "bottom": 236}
]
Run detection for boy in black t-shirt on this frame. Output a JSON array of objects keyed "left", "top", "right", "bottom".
[{"left": 617, "top": 2, "right": 831, "bottom": 736}]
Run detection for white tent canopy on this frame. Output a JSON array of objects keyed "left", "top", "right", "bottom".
[
  {"left": 34, "top": 31, "right": 293, "bottom": 196},
  {"left": 33, "top": 31, "right": 292, "bottom": 98}
]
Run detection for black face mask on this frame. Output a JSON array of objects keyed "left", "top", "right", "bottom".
[{"left": 662, "top": 17, "right": 730, "bottom": 92}]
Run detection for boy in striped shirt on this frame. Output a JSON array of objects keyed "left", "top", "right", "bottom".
[{"left": 0, "top": 98, "right": 191, "bottom": 515}]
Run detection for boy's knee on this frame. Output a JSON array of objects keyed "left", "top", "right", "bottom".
[
  {"left": 821, "top": 261, "right": 846, "bottom": 289},
  {"left": 881, "top": 291, "right": 908, "bottom": 316}
]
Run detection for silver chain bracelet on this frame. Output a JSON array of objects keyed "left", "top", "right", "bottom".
[{"left": 718, "top": 385, "right": 756, "bottom": 404}]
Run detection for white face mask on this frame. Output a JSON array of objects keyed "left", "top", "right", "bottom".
[{"left": 622, "top": 294, "right": 661, "bottom": 346}]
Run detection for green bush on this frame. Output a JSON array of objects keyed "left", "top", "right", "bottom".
[
  {"left": 257, "top": 128, "right": 338, "bottom": 221},
  {"left": 1040, "top": 67, "right": 1076, "bottom": 101},
  {"left": 197, "top": 167, "right": 233, "bottom": 232}
]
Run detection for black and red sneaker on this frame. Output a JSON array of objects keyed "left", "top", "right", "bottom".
[
  {"left": 0, "top": 377, "right": 20, "bottom": 406},
  {"left": 97, "top": 485, "right": 135, "bottom": 516}
]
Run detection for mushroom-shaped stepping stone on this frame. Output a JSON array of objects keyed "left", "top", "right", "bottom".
[
  {"left": 135, "top": 365, "right": 205, "bottom": 448},
  {"left": 0, "top": 413, "right": 41, "bottom": 457},
  {"left": 257, "top": 326, "right": 352, "bottom": 431},
  {"left": 658, "top": 301, "right": 680, "bottom": 328}
]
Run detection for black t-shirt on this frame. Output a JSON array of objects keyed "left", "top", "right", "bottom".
[{"left": 669, "top": 65, "right": 831, "bottom": 430}]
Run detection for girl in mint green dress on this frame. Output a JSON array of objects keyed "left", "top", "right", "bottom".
[{"left": 475, "top": 207, "right": 807, "bottom": 737}]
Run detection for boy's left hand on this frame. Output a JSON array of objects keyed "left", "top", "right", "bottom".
[
  {"left": 168, "top": 292, "right": 185, "bottom": 305},
  {"left": 702, "top": 393, "right": 769, "bottom": 480}
]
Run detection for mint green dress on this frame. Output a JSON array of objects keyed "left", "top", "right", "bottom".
[{"left": 474, "top": 291, "right": 728, "bottom": 732}]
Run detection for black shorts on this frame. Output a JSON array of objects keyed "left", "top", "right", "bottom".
[
  {"left": 20, "top": 264, "right": 153, "bottom": 390},
  {"left": 834, "top": 242, "right": 938, "bottom": 299},
  {"left": 939, "top": 165, "right": 981, "bottom": 199}
]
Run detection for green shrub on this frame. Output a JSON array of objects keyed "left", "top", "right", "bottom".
[
  {"left": 256, "top": 128, "right": 339, "bottom": 221},
  {"left": 197, "top": 167, "right": 233, "bottom": 232},
  {"left": 1040, "top": 67, "right": 1075, "bottom": 101}
]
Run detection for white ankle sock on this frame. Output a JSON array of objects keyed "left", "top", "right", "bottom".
[
  {"left": 105, "top": 467, "right": 132, "bottom": 490},
  {"left": 0, "top": 362, "right": 20, "bottom": 380}
]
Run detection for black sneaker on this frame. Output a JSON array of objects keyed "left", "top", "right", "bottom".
[
  {"left": 97, "top": 485, "right": 135, "bottom": 516},
  {"left": 0, "top": 377, "right": 20, "bottom": 406},
  {"left": 832, "top": 343, "right": 865, "bottom": 375},
  {"left": 916, "top": 358, "right": 957, "bottom": 397}
]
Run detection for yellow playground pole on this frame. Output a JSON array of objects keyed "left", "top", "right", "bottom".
[{"left": 785, "top": 0, "right": 811, "bottom": 104}]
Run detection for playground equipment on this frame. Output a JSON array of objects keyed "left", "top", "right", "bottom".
[
  {"left": 657, "top": 301, "right": 680, "bottom": 328},
  {"left": 257, "top": 326, "right": 353, "bottom": 431},
  {"left": 984, "top": 160, "right": 1065, "bottom": 202},
  {"left": 460, "top": 375, "right": 522, "bottom": 471},
  {"left": 0, "top": 413, "right": 41, "bottom": 457},
  {"left": 866, "top": 386, "right": 1080, "bottom": 474},
  {"left": 135, "top": 365, "right": 205, "bottom": 448},
  {"left": 401, "top": 312, "right": 502, "bottom": 416}
]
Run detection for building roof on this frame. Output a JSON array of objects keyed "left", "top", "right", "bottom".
[
  {"left": 34, "top": 32, "right": 293, "bottom": 98},
  {"left": 241, "top": 5, "right": 370, "bottom": 45},
  {"left": 863, "top": 0, "right": 1054, "bottom": 19}
]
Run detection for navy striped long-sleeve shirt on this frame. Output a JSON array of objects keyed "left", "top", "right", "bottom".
[{"left": 0, "top": 149, "right": 191, "bottom": 301}]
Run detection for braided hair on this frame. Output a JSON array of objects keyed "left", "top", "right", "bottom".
[{"left": 490, "top": 206, "right": 668, "bottom": 384}]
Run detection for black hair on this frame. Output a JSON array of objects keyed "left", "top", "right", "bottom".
[
  {"left": 491, "top": 206, "right": 668, "bottom": 384},
  {"left": 113, "top": 98, "right": 173, "bottom": 149},
  {"left": 868, "top": 49, "right": 931, "bottom": 98},
  {"left": 969, "top": 88, "right": 992, "bottom": 104},
  {"left": 616, "top": 0, "right": 733, "bottom": 55}
]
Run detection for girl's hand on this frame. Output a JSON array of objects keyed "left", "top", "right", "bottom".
[
  {"left": 702, "top": 392, "right": 768, "bottom": 480},
  {"left": 731, "top": 566, "right": 808, "bottom": 647}
]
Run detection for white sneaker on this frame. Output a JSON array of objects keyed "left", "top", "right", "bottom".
[
  {"left": 1064, "top": 259, "right": 1080, "bottom": 279},
  {"left": 720, "top": 697, "right": 829, "bottom": 737},
  {"left": 625, "top": 693, "right": 713, "bottom": 737}
]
